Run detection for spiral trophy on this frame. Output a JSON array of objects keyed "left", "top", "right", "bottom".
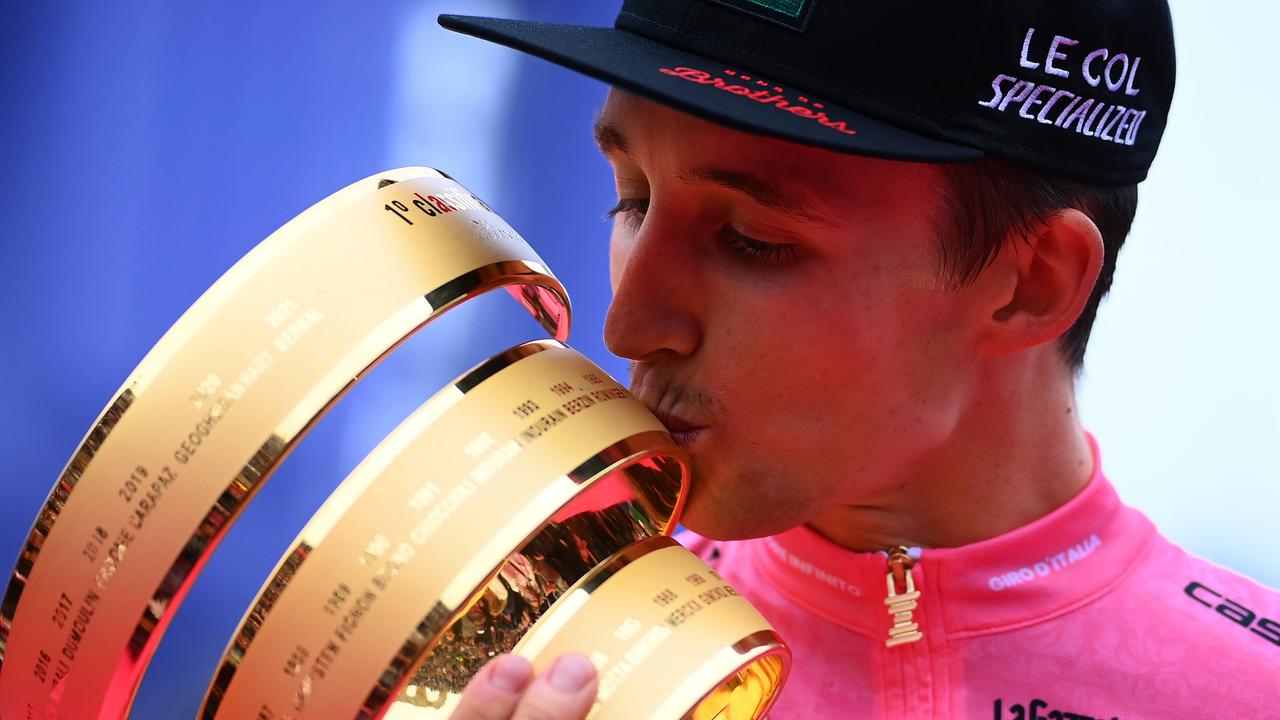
[{"left": 0, "top": 168, "right": 789, "bottom": 720}]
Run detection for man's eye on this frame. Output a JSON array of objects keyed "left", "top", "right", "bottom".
[
  {"left": 604, "top": 198, "right": 649, "bottom": 226},
  {"left": 717, "top": 226, "right": 798, "bottom": 265},
  {"left": 605, "top": 199, "right": 797, "bottom": 264}
]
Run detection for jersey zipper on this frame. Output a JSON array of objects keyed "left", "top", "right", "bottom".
[
  {"left": 884, "top": 546, "right": 923, "bottom": 647},
  {"left": 882, "top": 547, "right": 939, "bottom": 719}
]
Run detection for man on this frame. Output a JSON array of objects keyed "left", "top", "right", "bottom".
[{"left": 436, "top": 2, "right": 1280, "bottom": 718}]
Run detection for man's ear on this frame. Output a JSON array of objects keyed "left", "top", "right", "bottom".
[{"left": 974, "top": 208, "right": 1104, "bottom": 356}]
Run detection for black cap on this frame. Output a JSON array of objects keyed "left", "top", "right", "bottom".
[{"left": 439, "top": 0, "right": 1175, "bottom": 186}]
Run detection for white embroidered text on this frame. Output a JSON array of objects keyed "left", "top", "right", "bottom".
[
  {"left": 978, "top": 27, "right": 1147, "bottom": 146},
  {"left": 987, "top": 533, "right": 1103, "bottom": 591}
]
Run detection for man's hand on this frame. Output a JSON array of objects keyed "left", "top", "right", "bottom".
[{"left": 449, "top": 653, "right": 598, "bottom": 720}]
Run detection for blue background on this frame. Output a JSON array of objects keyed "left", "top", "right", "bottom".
[{"left": 1, "top": 1, "right": 1275, "bottom": 717}]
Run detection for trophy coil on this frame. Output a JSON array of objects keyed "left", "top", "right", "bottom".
[
  {"left": 0, "top": 167, "right": 790, "bottom": 720},
  {"left": 0, "top": 167, "right": 569, "bottom": 720}
]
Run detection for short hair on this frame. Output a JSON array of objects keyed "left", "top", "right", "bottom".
[{"left": 933, "top": 158, "right": 1139, "bottom": 370}]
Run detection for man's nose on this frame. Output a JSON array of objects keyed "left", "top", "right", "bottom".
[{"left": 603, "top": 219, "right": 702, "bottom": 363}]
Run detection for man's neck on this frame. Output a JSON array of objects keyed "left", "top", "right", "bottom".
[{"left": 806, "top": 352, "right": 1094, "bottom": 553}]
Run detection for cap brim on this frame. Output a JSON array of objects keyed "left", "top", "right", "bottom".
[{"left": 438, "top": 15, "right": 983, "bottom": 164}]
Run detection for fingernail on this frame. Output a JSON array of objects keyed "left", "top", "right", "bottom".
[
  {"left": 488, "top": 654, "right": 533, "bottom": 693},
  {"left": 547, "top": 653, "right": 595, "bottom": 692}
]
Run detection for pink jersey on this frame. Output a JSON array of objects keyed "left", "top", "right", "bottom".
[{"left": 677, "top": 436, "right": 1280, "bottom": 718}]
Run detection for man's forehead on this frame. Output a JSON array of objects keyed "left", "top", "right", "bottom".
[
  {"left": 593, "top": 97, "right": 840, "bottom": 226},
  {"left": 594, "top": 89, "right": 802, "bottom": 161},
  {"left": 592, "top": 90, "right": 934, "bottom": 224}
]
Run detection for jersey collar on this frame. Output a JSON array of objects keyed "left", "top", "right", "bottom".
[{"left": 750, "top": 434, "right": 1157, "bottom": 638}]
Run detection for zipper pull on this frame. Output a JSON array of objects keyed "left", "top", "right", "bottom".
[{"left": 884, "top": 546, "right": 923, "bottom": 647}]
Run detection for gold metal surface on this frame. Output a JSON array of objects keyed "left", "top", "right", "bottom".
[
  {"left": 3, "top": 166, "right": 794, "bottom": 720},
  {"left": 0, "top": 167, "right": 570, "bottom": 720},
  {"left": 681, "top": 633, "right": 788, "bottom": 720},
  {"left": 200, "top": 340, "right": 688, "bottom": 719},
  {"left": 482, "top": 535, "right": 790, "bottom": 720}
]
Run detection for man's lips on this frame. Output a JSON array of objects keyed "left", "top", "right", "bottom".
[
  {"left": 629, "top": 363, "right": 713, "bottom": 447},
  {"left": 648, "top": 408, "right": 707, "bottom": 434},
  {"left": 646, "top": 407, "right": 710, "bottom": 450}
]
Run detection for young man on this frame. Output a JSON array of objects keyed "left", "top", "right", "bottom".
[{"left": 437, "top": 2, "right": 1280, "bottom": 717}]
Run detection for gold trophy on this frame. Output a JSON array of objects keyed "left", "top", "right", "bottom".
[{"left": 0, "top": 168, "right": 789, "bottom": 720}]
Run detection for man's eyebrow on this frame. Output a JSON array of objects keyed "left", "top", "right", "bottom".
[
  {"left": 679, "top": 166, "right": 836, "bottom": 228},
  {"left": 593, "top": 117, "right": 630, "bottom": 157},
  {"left": 594, "top": 116, "right": 835, "bottom": 228}
]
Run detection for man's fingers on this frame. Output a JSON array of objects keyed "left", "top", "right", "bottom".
[
  {"left": 446, "top": 653, "right": 597, "bottom": 720},
  {"left": 512, "top": 652, "right": 599, "bottom": 720},
  {"left": 448, "top": 654, "right": 534, "bottom": 720}
]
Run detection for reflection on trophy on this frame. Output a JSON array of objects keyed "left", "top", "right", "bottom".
[{"left": 0, "top": 168, "right": 789, "bottom": 720}]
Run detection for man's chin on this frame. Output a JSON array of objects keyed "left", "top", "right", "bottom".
[{"left": 676, "top": 492, "right": 806, "bottom": 541}]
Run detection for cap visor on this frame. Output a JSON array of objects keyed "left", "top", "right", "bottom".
[{"left": 439, "top": 14, "right": 983, "bottom": 163}]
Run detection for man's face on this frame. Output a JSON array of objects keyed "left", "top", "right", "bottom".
[{"left": 598, "top": 90, "right": 982, "bottom": 540}]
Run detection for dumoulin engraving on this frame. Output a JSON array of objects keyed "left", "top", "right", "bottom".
[{"left": 35, "top": 588, "right": 99, "bottom": 692}]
